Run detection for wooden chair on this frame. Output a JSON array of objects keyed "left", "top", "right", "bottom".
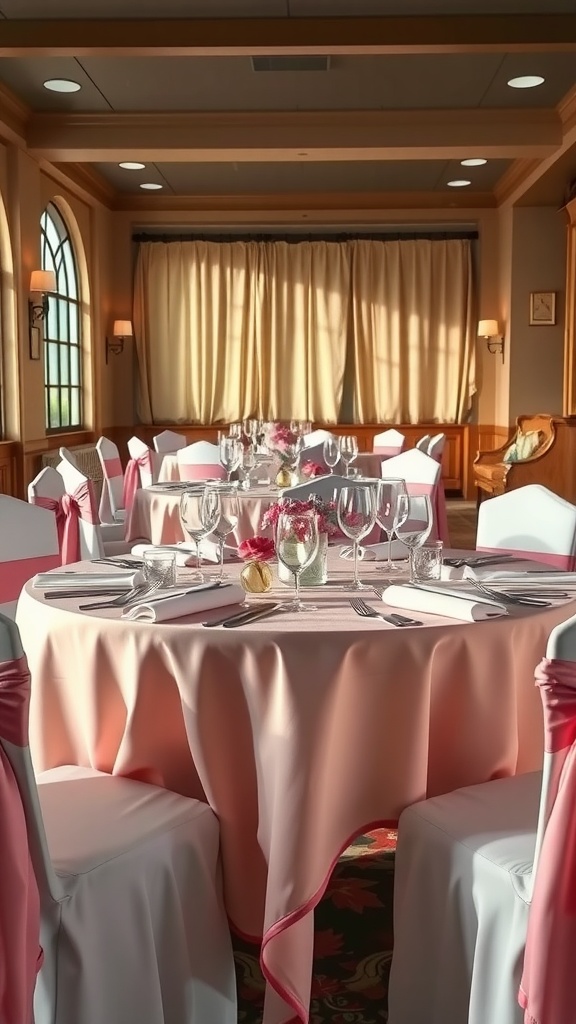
[{"left": 473, "top": 414, "right": 559, "bottom": 506}]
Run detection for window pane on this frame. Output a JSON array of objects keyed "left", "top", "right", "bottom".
[
  {"left": 70, "top": 388, "right": 80, "bottom": 426},
  {"left": 60, "top": 390, "right": 70, "bottom": 427},
  {"left": 70, "top": 347, "right": 80, "bottom": 386},
  {"left": 62, "top": 241, "right": 78, "bottom": 299},
  {"left": 47, "top": 342, "right": 59, "bottom": 381},
  {"left": 59, "top": 344, "right": 69, "bottom": 384},
  {"left": 58, "top": 299, "right": 69, "bottom": 341},
  {"left": 46, "top": 299, "right": 57, "bottom": 340},
  {"left": 41, "top": 202, "right": 83, "bottom": 431},
  {"left": 68, "top": 303, "right": 79, "bottom": 344},
  {"left": 48, "top": 387, "right": 60, "bottom": 429}
]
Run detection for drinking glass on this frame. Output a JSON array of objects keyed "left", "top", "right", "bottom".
[
  {"left": 143, "top": 550, "right": 176, "bottom": 589},
  {"left": 219, "top": 436, "right": 243, "bottom": 482},
  {"left": 376, "top": 477, "right": 408, "bottom": 574},
  {"left": 241, "top": 444, "right": 256, "bottom": 489},
  {"left": 179, "top": 487, "right": 220, "bottom": 580},
  {"left": 339, "top": 435, "right": 358, "bottom": 477},
  {"left": 275, "top": 510, "right": 319, "bottom": 612},
  {"left": 205, "top": 485, "right": 240, "bottom": 581},
  {"left": 323, "top": 437, "right": 340, "bottom": 474},
  {"left": 229, "top": 423, "right": 243, "bottom": 439},
  {"left": 394, "top": 494, "right": 434, "bottom": 583},
  {"left": 337, "top": 484, "right": 377, "bottom": 590}
]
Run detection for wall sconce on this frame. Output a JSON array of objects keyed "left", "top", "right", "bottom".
[
  {"left": 478, "top": 319, "right": 505, "bottom": 363},
  {"left": 29, "top": 269, "right": 56, "bottom": 329},
  {"left": 106, "top": 319, "right": 133, "bottom": 363}
]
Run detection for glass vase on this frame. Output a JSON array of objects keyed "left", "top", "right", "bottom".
[
  {"left": 277, "top": 533, "right": 328, "bottom": 587},
  {"left": 240, "top": 560, "right": 273, "bottom": 594}
]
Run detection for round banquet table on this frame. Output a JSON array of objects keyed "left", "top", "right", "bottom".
[{"left": 16, "top": 553, "right": 575, "bottom": 1024}]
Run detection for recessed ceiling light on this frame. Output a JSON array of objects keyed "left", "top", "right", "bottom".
[
  {"left": 507, "top": 75, "right": 545, "bottom": 89},
  {"left": 461, "top": 158, "right": 487, "bottom": 167},
  {"left": 139, "top": 183, "right": 163, "bottom": 190},
  {"left": 447, "top": 179, "right": 471, "bottom": 188},
  {"left": 119, "top": 161, "right": 146, "bottom": 170},
  {"left": 43, "top": 79, "right": 81, "bottom": 93}
]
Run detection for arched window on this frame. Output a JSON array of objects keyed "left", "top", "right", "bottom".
[{"left": 41, "top": 202, "right": 83, "bottom": 431}]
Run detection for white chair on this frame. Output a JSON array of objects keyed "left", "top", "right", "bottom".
[
  {"left": 301, "top": 429, "right": 335, "bottom": 449},
  {"left": 381, "top": 448, "right": 448, "bottom": 544},
  {"left": 281, "top": 473, "right": 352, "bottom": 502},
  {"left": 122, "top": 437, "right": 160, "bottom": 513},
  {"left": 152, "top": 429, "right": 187, "bottom": 454},
  {"left": 0, "top": 612, "right": 237, "bottom": 1024},
  {"left": 387, "top": 611, "right": 576, "bottom": 1024},
  {"left": 56, "top": 459, "right": 130, "bottom": 562},
  {"left": 298, "top": 441, "right": 336, "bottom": 474},
  {"left": 59, "top": 446, "right": 126, "bottom": 549},
  {"left": 177, "top": 441, "right": 226, "bottom": 481},
  {"left": 372, "top": 429, "right": 405, "bottom": 457},
  {"left": 415, "top": 434, "right": 431, "bottom": 452},
  {"left": 0, "top": 496, "right": 60, "bottom": 618},
  {"left": 427, "top": 432, "right": 446, "bottom": 462},
  {"left": 96, "top": 437, "right": 126, "bottom": 525},
  {"left": 476, "top": 484, "right": 576, "bottom": 569},
  {"left": 58, "top": 446, "right": 80, "bottom": 469}
]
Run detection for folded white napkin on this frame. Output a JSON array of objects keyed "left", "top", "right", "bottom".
[
  {"left": 122, "top": 582, "right": 245, "bottom": 623},
  {"left": 33, "top": 570, "right": 144, "bottom": 591},
  {"left": 464, "top": 567, "right": 576, "bottom": 585},
  {"left": 340, "top": 540, "right": 408, "bottom": 561},
  {"left": 382, "top": 584, "right": 507, "bottom": 621},
  {"left": 131, "top": 541, "right": 238, "bottom": 566}
]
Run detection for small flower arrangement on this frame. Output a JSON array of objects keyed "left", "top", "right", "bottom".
[
  {"left": 300, "top": 460, "right": 324, "bottom": 479},
  {"left": 237, "top": 536, "right": 276, "bottom": 562},
  {"left": 261, "top": 495, "right": 339, "bottom": 538},
  {"left": 265, "top": 422, "right": 301, "bottom": 466},
  {"left": 237, "top": 536, "right": 275, "bottom": 593}
]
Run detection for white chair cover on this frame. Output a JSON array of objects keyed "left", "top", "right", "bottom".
[
  {"left": 0, "top": 495, "right": 60, "bottom": 618},
  {"left": 415, "top": 434, "right": 431, "bottom": 452},
  {"left": 381, "top": 448, "right": 448, "bottom": 544},
  {"left": 281, "top": 475, "right": 381, "bottom": 543},
  {"left": 56, "top": 461, "right": 130, "bottom": 561},
  {"left": 96, "top": 437, "right": 126, "bottom": 525},
  {"left": 152, "top": 429, "right": 187, "bottom": 454},
  {"left": 427, "top": 432, "right": 446, "bottom": 462},
  {"left": 57, "top": 447, "right": 80, "bottom": 469},
  {"left": 476, "top": 484, "right": 576, "bottom": 570},
  {"left": 301, "top": 429, "right": 335, "bottom": 449},
  {"left": 176, "top": 441, "right": 226, "bottom": 481},
  {"left": 299, "top": 440, "right": 337, "bottom": 474},
  {"left": 0, "top": 612, "right": 237, "bottom": 1024},
  {"left": 387, "top": 611, "right": 576, "bottom": 1024},
  {"left": 372, "top": 429, "right": 405, "bottom": 456}
]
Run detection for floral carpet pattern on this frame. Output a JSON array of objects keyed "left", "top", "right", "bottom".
[{"left": 234, "top": 829, "right": 397, "bottom": 1024}]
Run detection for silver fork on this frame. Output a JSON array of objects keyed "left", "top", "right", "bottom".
[
  {"left": 79, "top": 581, "right": 161, "bottom": 611},
  {"left": 349, "top": 598, "right": 421, "bottom": 626},
  {"left": 468, "top": 578, "right": 550, "bottom": 608}
]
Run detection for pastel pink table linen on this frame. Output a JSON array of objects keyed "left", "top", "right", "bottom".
[
  {"left": 126, "top": 485, "right": 277, "bottom": 546},
  {"left": 16, "top": 557, "right": 576, "bottom": 1024}
]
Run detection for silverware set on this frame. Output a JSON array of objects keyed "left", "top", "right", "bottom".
[
  {"left": 79, "top": 581, "right": 163, "bottom": 611},
  {"left": 349, "top": 598, "right": 422, "bottom": 626},
  {"left": 443, "top": 554, "right": 522, "bottom": 569},
  {"left": 467, "top": 578, "right": 552, "bottom": 608},
  {"left": 202, "top": 602, "right": 281, "bottom": 628}
]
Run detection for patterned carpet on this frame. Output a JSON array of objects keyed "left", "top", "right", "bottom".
[{"left": 234, "top": 501, "right": 477, "bottom": 1023}]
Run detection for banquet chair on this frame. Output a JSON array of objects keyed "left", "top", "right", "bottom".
[
  {"left": 387, "top": 610, "right": 576, "bottom": 1024},
  {"left": 381, "top": 448, "right": 448, "bottom": 543},
  {"left": 0, "top": 612, "right": 237, "bottom": 1024},
  {"left": 56, "top": 458, "right": 131, "bottom": 562},
  {"left": 427, "top": 432, "right": 446, "bottom": 462},
  {"left": 281, "top": 473, "right": 352, "bottom": 501},
  {"left": 59, "top": 446, "right": 126, "bottom": 547},
  {"left": 152, "top": 429, "right": 187, "bottom": 454},
  {"left": 372, "top": 428, "right": 405, "bottom": 456},
  {"left": 298, "top": 440, "right": 336, "bottom": 474},
  {"left": 122, "top": 436, "right": 160, "bottom": 513},
  {"left": 177, "top": 441, "right": 226, "bottom": 481},
  {"left": 95, "top": 436, "right": 126, "bottom": 525},
  {"left": 301, "top": 429, "right": 335, "bottom": 448},
  {"left": 57, "top": 446, "right": 80, "bottom": 469},
  {"left": 0, "top": 495, "right": 60, "bottom": 617},
  {"left": 415, "top": 434, "right": 431, "bottom": 452},
  {"left": 476, "top": 484, "right": 576, "bottom": 569}
]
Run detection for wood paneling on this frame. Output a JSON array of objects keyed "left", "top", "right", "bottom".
[{"left": 0, "top": 441, "right": 18, "bottom": 496}]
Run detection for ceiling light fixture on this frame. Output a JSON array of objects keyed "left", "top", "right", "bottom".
[
  {"left": 447, "top": 179, "right": 471, "bottom": 187},
  {"left": 139, "top": 183, "right": 163, "bottom": 190},
  {"left": 43, "top": 79, "right": 81, "bottom": 93},
  {"left": 119, "top": 162, "right": 146, "bottom": 170},
  {"left": 461, "top": 158, "right": 487, "bottom": 167},
  {"left": 507, "top": 75, "right": 545, "bottom": 89}
]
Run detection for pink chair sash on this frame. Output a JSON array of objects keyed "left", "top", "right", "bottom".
[
  {"left": 477, "top": 546, "right": 576, "bottom": 571},
  {"left": 373, "top": 446, "right": 403, "bottom": 457},
  {"left": 0, "top": 655, "right": 41, "bottom": 1024},
  {"left": 29, "top": 495, "right": 66, "bottom": 552},
  {"left": 519, "top": 657, "right": 576, "bottom": 1024},
  {"left": 61, "top": 480, "right": 99, "bottom": 565},
  {"left": 178, "top": 463, "right": 226, "bottom": 481},
  {"left": 122, "top": 451, "right": 153, "bottom": 513},
  {"left": 0, "top": 554, "right": 61, "bottom": 605}
]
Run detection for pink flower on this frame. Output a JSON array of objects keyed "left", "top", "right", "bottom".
[
  {"left": 301, "top": 461, "right": 325, "bottom": 478},
  {"left": 261, "top": 496, "right": 339, "bottom": 537},
  {"left": 237, "top": 536, "right": 276, "bottom": 562}
]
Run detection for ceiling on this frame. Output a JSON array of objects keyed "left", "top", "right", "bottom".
[{"left": 0, "top": 0, "right": 575, "bottom": 214}]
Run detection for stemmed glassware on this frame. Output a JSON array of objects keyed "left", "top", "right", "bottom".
[
  {"left": 205, "top": 485, "right": 240, "bottom": 581},
  {"left": 228, "top": 423, "right": 243, "bottom": 439},
  {"left": 337, "top": 485, "right": 377, "bottom": 590},
  {"left": 339, "top": 435, "right": 358, "bottom": 477},
  {"left": 323, "top": 437, "right": 341, "bottom": 474},
  {"left": 179, "top": 487, "right": 220, "bottom": 581},
  {"left": 275, "top": 509, "right": 319, "bottom": 612},
  {"left": 241, "top": 444, "right": 256, "bottom": 489},
  {"left": 375, "top": 478, "right": 408, "bottom": 574},
  {"left": 394, "top": 494, "right": 433, "bottom": 583},
  {"left": 219, "top": 436, "right": 243, "bottom": 482}
]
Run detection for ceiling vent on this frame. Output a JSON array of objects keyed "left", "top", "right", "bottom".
[{"left": 251, "top": 56, "right": 331, "bottom": 72}]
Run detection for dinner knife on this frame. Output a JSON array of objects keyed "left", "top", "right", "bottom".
[{"left": 202, "top": 602, "right": 280, "bottom": 628}]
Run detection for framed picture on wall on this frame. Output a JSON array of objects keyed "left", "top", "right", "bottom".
[
  {"left": 29, "top": 325, "right": 41, "bottom": 360},
  {"left": 529, "top": 291, "right": 556, "bottom": 326}
]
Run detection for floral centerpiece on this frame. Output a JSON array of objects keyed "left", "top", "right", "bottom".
[
  {"left": 261, "top": 495, "right": 338, "bottom": 586},
  {"left": 264, "top": 422, "right": 302, "bottom": 486},
  {"left": 300, "top": 460, "right": 325, "bottom": 479},
  {"left": 237, "top": 536, "right": 275, "bottom": 593}
]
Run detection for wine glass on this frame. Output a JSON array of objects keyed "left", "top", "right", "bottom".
[
  {"left": 275, "top": 509, "right": 319, "bottom": 612},
  {"left": 376, "top": 478, "right": 408, "bottom": 574},
  {"left": 179, "top": 487, "right": 220, "bottom": 580},
  {"left": 394, "top": 494, "right": 433, "bottom": 583},
  {"left": 241, "top": 443, "right": 256, "bottom": 489},
  {"left": 219, "top": 436, "right": 243, "bottom": 482},
  {"left": 337, "top": 485, "right": 377, "bottom": 590},
  {"left": 229, "top": 423, "right": 243, "bottom": 439},
  {"left": 205, "top": 485, "right": 240, "bottom": 582},
  {"left": 339, "top": 436, "right": 358, "bottom": 477},
  {"left": 323, "top": 437, "right": 340, "bottom": 474}
]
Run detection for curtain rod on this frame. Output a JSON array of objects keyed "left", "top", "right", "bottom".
[{"left": 133, "top": 231, "right": 479, "bottom": 244}]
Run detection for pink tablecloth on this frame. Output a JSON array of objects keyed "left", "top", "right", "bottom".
[
  {"left": 126, "top": 484, "right": 277, "bottom": 545},
  {"left": 16, "top": 555, "right": 575, "bottom": 1024}
]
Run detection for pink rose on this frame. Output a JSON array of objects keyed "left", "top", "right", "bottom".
[
  {"left": 301, "top": 461, "right": 325, "bottom": 478},
  {"left": 237, "top": 536, "right": 276, "bottom": 562}
]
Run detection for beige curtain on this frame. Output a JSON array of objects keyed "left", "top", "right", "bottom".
[
  {"left": 255, "top": 241, "right": 349, "bottom": 422},
  {"left": 350, "top": 239, "right": 476, "bottom": 423},
  {"left": 134, "top": 240, "right": 259, "bottom": 423}
]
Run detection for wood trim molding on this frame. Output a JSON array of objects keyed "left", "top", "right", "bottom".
[
  {"left": 0, "top": 440, "right": 18, "bottom": 497},
  {"left": 563, "top": 196, "right": 576, "bottom": 416},
  {"left": 115, "top": 191, "right": 497, "bottom": 215},
  {"left": 45, "top": 161, "right": 116, "bottom": 209}
]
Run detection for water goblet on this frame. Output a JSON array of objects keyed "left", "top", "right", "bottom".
[
  {"left": 323, "top": 437, "right": 340, "bottom": 474},
  {"left": 339, "top": 435, "right": 358, "bottom": 477},
  {"left": 241, "top": 444, "right": 257, "bottom": 489},
  {"left": 179, "top": 487, "right": 220, "bottom": 581},
  {"left": 275, "top": 509, "right": 319, "bottom": 612},
  {"left": 376, "top": 477, "right": 408, "bottom": 574},
  {"left": 219, "top": 436, "right": 243, "bottom": 482},
  {"left": 205, "top": 485, "right": 240, "bottom": 582},
  {"left": 394, "top": 493, "right": 433, "bottom": 583},
  {"left": 229, "top": 423, "right": 243, "bottom": 439},
  {"left": 337, "top": 484, "right": 377, "bottom": 590}
]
